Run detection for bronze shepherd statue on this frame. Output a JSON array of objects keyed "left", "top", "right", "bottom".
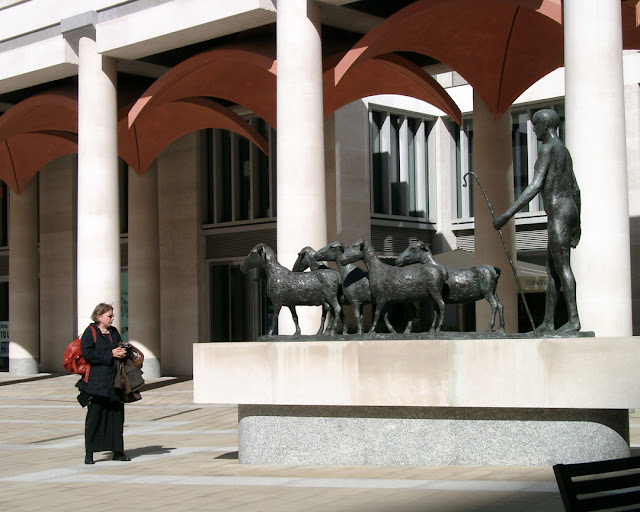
[{"left": 493, "top": 109, "right": 581, "bottom": 334}]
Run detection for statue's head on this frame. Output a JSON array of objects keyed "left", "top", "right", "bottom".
[{"left": 532, "top": 109, "right": 560, "bottom": 141}]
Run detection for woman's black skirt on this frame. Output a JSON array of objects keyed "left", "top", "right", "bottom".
[{"left": 85, "top": 395, "right": 124, "bottom": 453}]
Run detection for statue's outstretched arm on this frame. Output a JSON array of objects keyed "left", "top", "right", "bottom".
[{"left": 494, "top": 147, "right": 549, "bottom": 229}]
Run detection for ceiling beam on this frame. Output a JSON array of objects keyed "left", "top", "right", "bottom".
[{"left": 319, "top": 4, "right": 383, "bottom": 34}]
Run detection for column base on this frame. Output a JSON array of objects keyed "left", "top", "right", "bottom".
[
  {"left": 238, "top": 405, "right": 630, "bottom": 466},
  {"left": 9, "top": 357, "right": 39, "bottom": 375},
  {"left": 142, "top": 358, "right": 161, "bottom": 379}
]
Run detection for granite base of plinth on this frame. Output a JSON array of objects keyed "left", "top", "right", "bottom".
[
  {"left": 194, "top": 337, "right": 640, "bottom": 466},
  {"left": 238, "top": 405, "right": 629, "bottom": 466}
]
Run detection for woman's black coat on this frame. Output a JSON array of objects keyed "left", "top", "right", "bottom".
[{"left": 75, "top": 323, "right": 122, "bottom": 398}]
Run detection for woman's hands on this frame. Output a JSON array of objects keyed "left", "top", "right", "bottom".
[{"left": 112, "top": 347, "right": 127, "bottom": 359}]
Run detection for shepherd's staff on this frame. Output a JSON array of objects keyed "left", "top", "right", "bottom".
[{"left": 463, "top": 171, "right": 537, "bottom": 333}]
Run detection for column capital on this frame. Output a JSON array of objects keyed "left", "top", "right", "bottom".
[{"left": 61, "top": 11, "right": 97, "bottom": 53}]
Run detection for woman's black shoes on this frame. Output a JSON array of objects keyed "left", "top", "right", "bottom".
[
  {"left": 112, "top": 451, "right": 131, "bottom": 461},
  {"left": 85, "top": 451, "right": 131, "bottom": 463}
]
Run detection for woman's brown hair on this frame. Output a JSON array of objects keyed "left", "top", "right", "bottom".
[{"left": 90, "top": 303, "right": 113, "bottom": 322}]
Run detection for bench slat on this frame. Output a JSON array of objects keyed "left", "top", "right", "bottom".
[
  {"left": 554, "top": 457, "right": 640, "bottom": 512},
  {"left": 576, "top": 490, "right": 640, "bottom": 512},
  {"left": 556, "top": 456, "right": 640, "bottom": 478},
  {"left": 572, "top": 473, "right": 640, "bottom": 494}
]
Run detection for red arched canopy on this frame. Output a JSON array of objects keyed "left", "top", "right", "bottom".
[
  {"left": 324, "top": 52, "right": 461, "bottom": 124},
  {"left": 0, "top": 91, "right": 78, "bottom": 193},
  {"left": 336, "top": 0, "right": 639, "bottom": 119},
  {"left": 120, "top": 97, "right": 269, "bottom": 174}
]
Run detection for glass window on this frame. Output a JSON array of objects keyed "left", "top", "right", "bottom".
[
  {"left": 120, "top": 271, "right": 128, "bottom": 341},
  {"left": 371, "top": 110, "right": 385, "bottom": 214},
  {"left": 512, "top": 111, "right": 530, "bottom": 212},
  {"left": 256, "top": 118, "right": 271, "bottom": 218},
  {"left": 210, "top": 264, "right": 271, "bottom": 341},
  {"left": 202, "top": 120, "right": 275, "bottom": 225},
  {"left": 370, "top": 109, "right": 435, "bottom": 220},
  {"left": 210, "top": 265, "right": 230, "bottom": 341},
  {"left": 455, "top": 119, "right": 474, "bottom": 219},
  {"left": 0, "top": 183, "right": 7, "bottom": 247},
  {"left": 390, "top": 114, "right": 402, "bottom": 216},
  {"left": 453, "top": 102, "right": 564, "bottom": 219},
  {"left": 203, "top": 130, "right": 215, "bottom": 224},
  {"left": 220, "top": 130, "right": 232, "bottom": 223},
  {"left": 408, "top": 118, "right": 417, "bottom": 216},
  {"left": 119, "top": 158, "right": 128, "bottom": 234},
  {"left": 237, "top": 136, "right": 251, "bottom": 221}
]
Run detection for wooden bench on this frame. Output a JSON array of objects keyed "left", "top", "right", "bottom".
[{"left": 553, "top": 455, "right": 640, "bottom": 511}]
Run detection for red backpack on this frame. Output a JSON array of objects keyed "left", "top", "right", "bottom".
[{"left": 62, "top": 326, "right": 97, "bottom": 382}]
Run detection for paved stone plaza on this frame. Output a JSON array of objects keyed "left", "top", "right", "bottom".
[{"left": 1, "top": 373, "right": 638, "bottom": 512}]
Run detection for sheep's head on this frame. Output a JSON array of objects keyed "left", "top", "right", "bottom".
[
  {"left": 293, "top": 246, "right": 315, "bottom": 272},
  {"left": 241, "top": 243, "right": 268, "bottom": 273},
  {"left": 396, "top": 240, "right": 432, "bottom": 267},
  {"left": 339, "top": 240, "right": 365, "bottom": 266},
  {"left": 314, "top": 241, "right": 345, "bottom": 262}
]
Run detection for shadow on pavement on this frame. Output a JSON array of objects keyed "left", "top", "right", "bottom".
[
  {"left": 141, "top": 378, "right": 191, "bottom": 392},
  {"left": 215, "top": 451, "right": 239, "bottom": 460}
]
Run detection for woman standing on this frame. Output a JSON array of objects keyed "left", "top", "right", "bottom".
[{"left": 76, "top": 303, "right": 130, "bottom": 464}]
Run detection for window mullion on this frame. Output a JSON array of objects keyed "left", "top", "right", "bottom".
[
  {"left": 527, "top": 115, "right": 540, "bottom": 212},
  {"left": 460, "top": 125, "right": 471, "bottom": 219},
  {"left": 213, "top": 129, "right": 222, "bottom": 224},
  {"left": 249, "top": 122, "right": 258, "bottom": 221},
  {"left": 415, "top": 120, "right": 427, "bottom": 219},
  {"left": 398, "top": 116, "right": 410, "bottom": 217},
  {"left": 380, "top": 113, "right": 392, "bottom": 214},
  {"left": 231, "top": 132, "right": 239, "bottom": 221}
]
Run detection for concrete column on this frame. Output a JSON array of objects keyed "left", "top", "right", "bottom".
[
  {"left": 324, "top": 103, "right": 371, "bottom": 245},
  {"left": 324, "top": 104, "right": 372, "bottom": 332},
  {"left": 39, "top": 155, "right": 76, "bottom": 373},
  {"left": 9, "top": 180, "right": 39, "bottom": 375},
  {"left": 473, "top": 92, "right": 518, "bottom": 333},
  {"left": 564, "top": 0, "right": 632, "bottom": 336},
  {"left": 276, "top": 0, "right": 327, "bottom": 335},
  {"left": 626, "top": 78, "right": 640, "bottom": 335},
  {"left": 433, "top": 118, "right": 457, "bottom": 253},
  {"left": 76, "top": 34, "right": 121, "bottom": 332},
  {"left": 128, "top": 163, "right": 161, "bottom": 378},
  {"left": 157, "top": 132, "right": 203, "bottom": 377}
]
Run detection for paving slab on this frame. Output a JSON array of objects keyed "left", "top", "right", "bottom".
[{"left": 0, "top": 372, "right": 637, "bottom": 511}]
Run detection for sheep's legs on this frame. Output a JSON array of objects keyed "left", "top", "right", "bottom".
[
  {"left": 485, "top": 296, "right": 497, "bottom": 332},
  {"left": 288, "top": 306, "right": 302, "bottom": 336},
  {"left": 353, "top": 303, "right": 363, "bottom": 335},
  {"left": 268, "top": 304, "right": 282, "bottom": 336},
  {"left": 429, "top": 295, "right": 445, "bottom": 333},
  {"left": 495, "top": 293, "right": 505, "bottom": 332},
  {"left": 402, "top": 303, "right": 416, "bottom": 334},
  {"left": 383, "top": 308, "right": 397, "bottom": 334},
  {"left": 327, "top": 299, "right": 341, "bottom": 335},
  {"left": 484, "top": 293, "right": 505, "bottom": 333},
  {"left": 316, "top": 305, "right": 329, "bottom": 335},
  {"left": 368, "top": 302, "right": 386, "bottom": 334}
]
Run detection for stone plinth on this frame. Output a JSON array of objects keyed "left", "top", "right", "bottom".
[{"left": 193, "top": 337, "right": 640, "bottom": 465}]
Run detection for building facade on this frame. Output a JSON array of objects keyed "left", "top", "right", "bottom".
[{"left": 0, "top": 0, "right": 638, "bottom": 376}]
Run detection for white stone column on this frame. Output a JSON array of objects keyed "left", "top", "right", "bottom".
[
  {"left": 276, "top": 0, "right": 327, "bottom": 334},
  {"left": 9, "top": 180, "right": 39, "bottom": 375},
  {"left": 128, "top": 163, "right": 161, "bottom": 377},
  {"left": 473, "top": 92, "right": 519, "bottom": 333},
  {"left": 564, "top": 0, "right": 632, "bottom": 336},
  {"left": 76, "top": 33, "right": 121, "bottom": 332}
]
